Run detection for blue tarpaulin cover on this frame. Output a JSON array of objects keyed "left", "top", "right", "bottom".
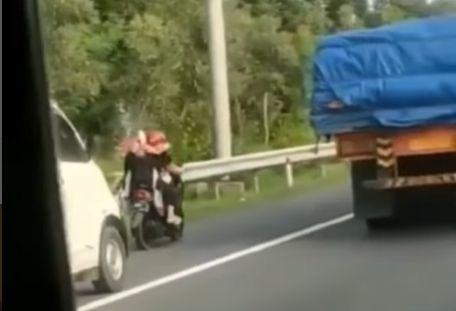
[{"left": 310, "top": 16, "right": 456, "bottom": 135}]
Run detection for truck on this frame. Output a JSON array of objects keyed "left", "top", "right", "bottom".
[{"left": 310, "top": 16, "right": 456, "bottom": 230}]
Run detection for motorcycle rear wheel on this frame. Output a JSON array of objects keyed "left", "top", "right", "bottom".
[
  {"left": 169, "top": 222, "right": 184, "bottom": 242},
  {"left": 168, "top": 207, "right": 185, "bottom": 242},
  {"left": 132, "top": 213, "right": 158, "bottom": 250}
]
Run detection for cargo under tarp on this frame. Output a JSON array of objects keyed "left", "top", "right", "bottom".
[{"left": 310, "top": 15, "right": 456, "bottom": 135}]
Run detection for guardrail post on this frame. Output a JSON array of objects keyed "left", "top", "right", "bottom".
[
  {"left": 285, "top": 158, "right": 294, "bottom": 188},
  {"left": 320, "top": 164, "right": 327, "bottom": 178},
  {"left": 214, "top": 182, "right": 221, "bottom": 200},
  {"left": 253, "top": 173, "right": 260, "bottom": 193}
]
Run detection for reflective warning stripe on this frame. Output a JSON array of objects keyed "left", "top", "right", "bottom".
[
  {"left": 376, "top": 137, "right": 395, "bottom": 168},
  {"left": 377, "top": 158, "right": 396, "bottom": 168}
]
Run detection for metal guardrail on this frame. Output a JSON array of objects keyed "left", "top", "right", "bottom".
[
  {"left": 110, "top": 143, "right": 337, "bottom": 186},
  {"left": 182, "top": 143, "right": 336, "bottom": 182}
]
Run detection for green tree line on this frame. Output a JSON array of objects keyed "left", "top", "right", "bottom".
[{"left": 40, "top": 0, "right": 455, "bottom": 162}]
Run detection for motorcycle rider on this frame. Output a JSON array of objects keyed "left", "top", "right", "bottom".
[
  {"left": 118, "top": 130, "right": 183, "bottom": 226},
  {"left": 118, "top": 130, "right": 154, "bottom": 202},
  {"left": 144, "top": 130, "right": 183, "bottom": 226}
]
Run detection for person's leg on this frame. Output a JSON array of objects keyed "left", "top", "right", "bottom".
[
  {"left": 172, "top": 183, "right": 184, "bottom": 218},
  {"left": 159, "top": 179, "right": 182, "bottom": 225}
]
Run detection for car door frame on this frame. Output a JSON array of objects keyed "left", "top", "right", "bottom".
[{"left": 51, "top": 108, "right": 101, "bottom": 273}]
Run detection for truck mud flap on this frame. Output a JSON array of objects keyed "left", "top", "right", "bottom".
[{"left": 363, "top": 173, "right": 456, "bottom": 189}]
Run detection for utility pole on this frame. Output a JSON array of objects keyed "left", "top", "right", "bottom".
[
  {"left": 207, "top": 0, "right": 232, "bottom": 159},
  {"left": 367, "top": 0, "right": 375, "bottom": 12}
]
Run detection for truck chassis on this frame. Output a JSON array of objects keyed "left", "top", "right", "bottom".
[{"left": 336, "top": 126, "right": 456, "bottom": 229}]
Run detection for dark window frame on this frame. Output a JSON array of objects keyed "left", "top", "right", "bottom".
[{"left": 53, "top": 113, "right": 90, "bottom": 163}]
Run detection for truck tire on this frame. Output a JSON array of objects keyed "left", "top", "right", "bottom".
[
  {"left": 365, "top": 218, "right": 393, "bottom": 231},
  {"left": 351, "top": 160, "right": 395, "bottom": 220},
  {"left": 93, "top": 226, "right": 126, "bottom": 293}
]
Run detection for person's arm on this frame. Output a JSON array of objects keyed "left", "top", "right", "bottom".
[
  {"left": 123, "top": 153, "right": 131, "bottom": 174},
  {"left": 116, "top": 153, "right": 131, "bottom": 191},
  {"left": 163, "top": 153, "right": 183, "bottom": 175},
  {"left": 167, "top": 162, "right": 183, "bottom": 175}
]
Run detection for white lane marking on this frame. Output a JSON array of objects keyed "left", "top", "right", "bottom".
[{"left": 79, "top": 213, "right": 353, "bottom": 311}]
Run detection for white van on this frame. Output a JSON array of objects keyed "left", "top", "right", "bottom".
[{"left": 50, "top": 103, "right": 128, "bottom": 293}]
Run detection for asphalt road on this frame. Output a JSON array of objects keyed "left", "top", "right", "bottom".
[{"left": 76, "top": 183, "right": 456, "bottom": 311}]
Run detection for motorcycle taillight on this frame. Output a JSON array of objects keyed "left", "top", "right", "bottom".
[{"left": 134, "top": 189, "right": 151, "bottom": 201}]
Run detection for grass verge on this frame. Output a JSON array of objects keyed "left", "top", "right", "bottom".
[{"left": 184, "top": 163, "right": 348, "bottom": 222}]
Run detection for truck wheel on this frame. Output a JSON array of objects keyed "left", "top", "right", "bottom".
[
  {"left": 365, "top": 218, "right": 392, "bottom": 231},
  {"left": 93, "top": 226, "right": 126, "bottom": 293},
  {"left": 351, "top": 160, "right": 395, "bottom": 220}
]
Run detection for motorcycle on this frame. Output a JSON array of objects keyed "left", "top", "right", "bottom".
[{"left": 126, "top": 179, "right": 185, "bottom": 250}]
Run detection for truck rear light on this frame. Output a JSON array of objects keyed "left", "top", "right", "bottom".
[
  {"left": 394, "top": 127, "right": 456, "bottom": 156},
  {"left": 336, "top": 126, "right": 456, "bottom": 160},
  {"left": 339, "top": 140, "right": 375, "bottom": 157},
  {"left": 336, "top": 133, "right": 375, "bottom": 158}
]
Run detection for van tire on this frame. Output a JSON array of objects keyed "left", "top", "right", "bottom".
[{"left": 93, "top": 226, "right": 126, "bottom": 293}]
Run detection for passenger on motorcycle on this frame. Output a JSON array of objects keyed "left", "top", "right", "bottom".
[{"left": 144, "top": 130, "right": 183, "bottom": 226}]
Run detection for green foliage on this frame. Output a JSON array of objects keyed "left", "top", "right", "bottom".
[
  {"left": 41, "top": 0, "right": 446, "bottom": 163},
  {"left": 338, "top": 4, "right": 364, "bottom": 30},
  {"left": 380, "top": 3, "right": 407, "bottom": 24}
]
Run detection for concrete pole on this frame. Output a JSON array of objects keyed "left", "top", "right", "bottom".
[
  {"left": 367, "top": 0, "right": 375, "bottom": 13},
  {"left": 207, "top": 0, "right": 232, "bottom": 159}
]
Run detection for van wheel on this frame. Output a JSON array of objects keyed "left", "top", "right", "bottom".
[{"left": 93, "top": 226, "right": 126, "bottom": 293}]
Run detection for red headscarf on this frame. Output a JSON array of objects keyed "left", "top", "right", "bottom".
[{"left": 145, "top": 130, "right": 170, "bottom": 155}]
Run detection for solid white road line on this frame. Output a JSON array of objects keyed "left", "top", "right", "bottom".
[{"left": 78, "top": 213, "right": 353, "bottom": 311}]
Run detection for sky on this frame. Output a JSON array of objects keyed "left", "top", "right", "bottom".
[{"left": 366, "top": 0, "right": 441, "bottom": 12}]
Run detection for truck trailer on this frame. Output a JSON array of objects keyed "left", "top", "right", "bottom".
[{"left": 310, "top": 16, "right": 456, "bottom": 229}]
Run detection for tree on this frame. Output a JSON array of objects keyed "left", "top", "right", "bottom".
[
  {"left": 42, "top": 0, "right": 440, "bottom": 163},
  {"left": 41, "top": 0, "right": 121, "bottom": 148},
  {"left": 337, "top": 3, "right": 364, "bottom": 30},
  {"left": 326, "top": 0, "right": 351, "bottom": 28},
  {"left": 380, "top": 3, "right": 407, "bottom": 24}
]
